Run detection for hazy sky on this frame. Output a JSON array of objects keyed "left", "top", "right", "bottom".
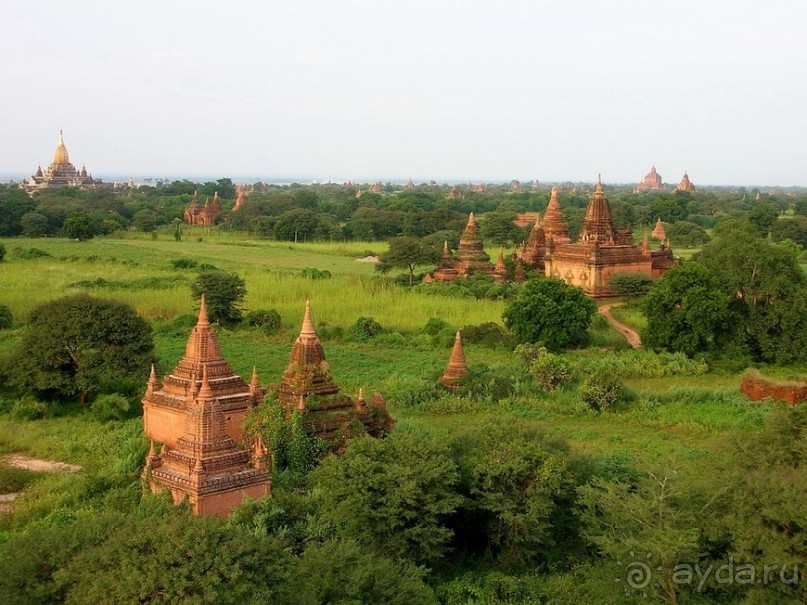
[{"left": 2, "top": 0, "right": 806, "bottom": 185}]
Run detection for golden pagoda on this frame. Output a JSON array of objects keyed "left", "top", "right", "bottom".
[{"left": 22, "top": 131, "right": 97, "bottom": 194}]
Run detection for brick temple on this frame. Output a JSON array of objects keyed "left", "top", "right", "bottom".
[
  {"left": 540, "top": 176, "right": 674, "bottom": 296},
  {"left": 428, "top": 213, "right": 498, "bottom": 281},
  {"left": 272, "top": 301, "right": 393, "bottom": 444},
  {"left": 143, "top": 364, "right": 270, "bottom": 517},
  {"left": 143, "top": 295, "right": 261, "bottom": 449},
  {"left": 676, "top": 172, "right": 695, "bottom": 193},
  {"left": 183, "top": 191, "right": 222, "bottom": 226},
  {"left": 634, "top": 164, "right": 665, "bottom": 192}
]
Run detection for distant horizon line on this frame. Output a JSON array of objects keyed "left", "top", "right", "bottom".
[{"left": 1, "top": 172, "right": 805, "bottom": 190}]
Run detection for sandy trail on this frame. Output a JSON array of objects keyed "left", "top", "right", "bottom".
[
  {"left": 598, "top": 302, "right": 642, "bottom": 349},
  {"left": 1, "top": 454, "right": 81, "bottom": 513}
]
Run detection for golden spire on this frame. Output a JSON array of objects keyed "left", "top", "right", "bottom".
[{"left": 53, "top": 130, "right": 70, "bottom": 165}]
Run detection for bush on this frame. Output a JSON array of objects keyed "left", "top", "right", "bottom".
[
  {"left": 170, "top": 257, "right": 198, "bottom": 269},
  {"left": 90, "top": 394, "right": 131, "bottom": 421},
  {"left": 14, "top": 247, "right": 52, "bottom": 259},
  {"left": 348, "top": 317, "right": 383, "bottom": 341},
  {"left": 461, "top": 322, "right": 512, "bottom": 348},
  {"left": 0, "top": 464, "right": 41, "bottom": 493},
  {"left": 423, "top": 317, "right": 449, "bottom": 336},
  {"left": 300, "top": 267, "right": 332, "bottom": 280},
  {"left": 0, "top": 305, "right": 12, "bottom": 330},
  {"left": 607, "top": 272, "right": 653, "bottom": 297},
  {"left": 580, "top": 372, "right": 623, "bottom": 411},
  {"left": 191, "top": 270, "right": 247, "bottom": 326},
  {"left": 531, "top": 350, "right": 575, "bottom": 391},
  {"left": 0, "top": 242, "right": 5, "bottom": 262},
  {"left": 244, "top": 309, "right": 282, "bottom": 332},
  {"left": 10, "top": 397, "right": 47, "bottom": 421}
]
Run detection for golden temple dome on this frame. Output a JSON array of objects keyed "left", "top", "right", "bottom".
[{"left": 53, "top": 130, "right": 70, "bottom": 165}]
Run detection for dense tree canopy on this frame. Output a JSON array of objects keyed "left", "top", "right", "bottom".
[
  {"left": 9, "top": 294, "right": 153, "bottom": 401},
  {"left": 503, "top": 277, "right": 597, "bottom": 351},
  {"left": 376, "top": 236, "right": 440, "bottom": 285}
]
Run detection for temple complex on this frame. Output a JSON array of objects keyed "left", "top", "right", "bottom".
[
  {"left": 405, "top": 178, "right": 415, "bottom": 191},
  {"left": 143, "top": 365, "right": 270, "bottom": 517},
  {"left": 651, "top": 217, "right": 667, "bottom": 240},
  {"left": 634, "top": 165, "right": 665, "bottom": 193},
  {"left": 676, "top": 172, "right": 695, "bottom": 193},
  {"left": 273, "top": 301, "right": 392, "bottom": 444},
  {"left": 428, "top": 213, "right": 496, "bottom": 281},
  {"left": 183, "top": 191, "right": 222, "bottom": 226},
  {"left": 22, "top": 131, "right": 97, "bottom": 194},
  {"left": 438, "top": 331, "right": 469, "bottom": 391},
  {"left": 143, "top": 295, "right": 262, "bottom": 449},
  {"left": 543, "top": 176, "right": 674, "bottom": 296}
]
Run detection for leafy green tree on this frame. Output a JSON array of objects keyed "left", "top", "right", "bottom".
[
  {"left": 273, "top": 208, "right": 319, "bottom": 241},
  {"left": 747, "top": 202, "right": 779, "bottom": 235},
  {"left": 502, "top": 277, "right": 597, "bottom": 351},
  {"left": 20, "top": 212, "right": 50, "bottom": 237},
  {"left": 664, "top": 220, "right": 709, "bottom": 248},
  {"left": 479, "top": 211, "right": 522, "bottom": 245},
  {"left": 770, "top": 216, "right": 807, "bottom": 248},
  {"left": 131, "top": 209, "right": 158, "bottom": 232},
  {"left": 9, "top": 295, "right": 153, "bottom": 401},
  {"left": 454, "top": 421, "right": 585, "bottom": 566},
  {"left": 191, "top": 270, "right": 247, "bottom": 325},
  {"left": 376, "top": 236, "right": 440, "bottom": 286},
  {"left": 607, "top": 272, "right": 653, "bottom": 297},
  {"left": 62, "top": 211, "right": 99, "bottom": 241},
  {"left": 643, "top": 263, "right": 736, "bottom": 356},
  {"left": 284, "top": 539, "right": 436, "bottom": 605},
  {"left": 309, "top": 432, "right": 462, "bottom": 565}
]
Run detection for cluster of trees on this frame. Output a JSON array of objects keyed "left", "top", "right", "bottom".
[
  {"left": 644, "top": 219, "right": 807, "bottom": 364},
  {"left": 2, "top": 405, "right": 807, "bottom": 603}
]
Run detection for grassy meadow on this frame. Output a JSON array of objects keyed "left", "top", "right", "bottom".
[{"left": 0, "top": 231, "right": 777, "bottom": 479}]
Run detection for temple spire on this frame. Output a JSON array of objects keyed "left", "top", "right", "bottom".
[
  {"left": 198, "top": 364, "right": 213, "bottom": 400},
  {"left": 438, "top": 331, "right": 469, "bottom": 390},
  {"left": 198, "top": 294, "right": 209, "bottom": 326},
  {"left": 301, "top": 300, "right": 315, "bottom": 337}
]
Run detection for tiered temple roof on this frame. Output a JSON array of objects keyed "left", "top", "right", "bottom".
[
  {"left": 145, "top": 365, "right": 270, "bottom": 517},
  {"left": 544, "top": 175, "right": 674, "bottom": 296},
  {"left": 438, "top": 331, "right": 469, "bottom": 391},
  {"left": 143, "top": 295, "right": 261, "bottom": 448},
  {"left": 430, "top": 213, "right": 495, "bottom": 281},
  {"left": 542, "top": 187, "right": 571, "bottom": 243},
  {"left": 635, "top": 164, "right": 664, "bottom": 192},
  {"left": 184, "top": 191, "right": 222, "bottom": 226},
  {"left": 676, "top": 172, "right": 695, "bottom": 193},
  {"left": 275, "top": 302, "right": 392, "bottom": 444},
  {"left": 232, "top": 185, "right": 246, "bottom": 210},
  {"left": 22, "top": 131, "right": 97, "bottom": 195}
]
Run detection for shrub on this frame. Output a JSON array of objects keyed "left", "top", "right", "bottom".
[
  {"left": 191, "top": 270, "right": 247, "bottom": 325},
  {"left": 170, "top": 257, "right": 198, "bottom": 269},
  {"left": 300, "top": 267, "right": 332, "bottom": 280},
  {"left": 607, "top": 272, "right": 654, "bottom": 297},
  {"left": 0, "top": 242, "right": 5, "bottom": 262},
  {"left": 348, "top": 317, "right": 383, "bottom": 341},
  {"left": 244, "top": 309, "right": 282, "bottom": 332},
  {"left": 14, "top": 247, "right": 52, "bottom": 259},
  {"left": 11, "top": 397, "right": 47, "bottom": 421},
  {"left": 90, "top": 394, "right": 131, "bottom": 421},
  {"left": 530, "top": 350, "right": 575, "bottom": 391},
  {"left": 461, "top": 322, "right": 513, "bottom": 348},
  {"left": 0, "top": 305, "right": 12, "bottom": 330},
  {"left": 580, "top": 372, "right": 623, "bottom": 411},
  {"left": 423, "top": 317, "right": 449, "bottom": 336},
  {"left": 0, "top": 464, "right": 41, "bottom": 493}
]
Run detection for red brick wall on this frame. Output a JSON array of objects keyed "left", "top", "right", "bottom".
[{"left": 741, "top": 378, "right": 807, "bottom": 406}]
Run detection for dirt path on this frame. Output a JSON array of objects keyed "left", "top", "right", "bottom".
[
  {"left": 2, "top": 454, "right": 81, "bottom": 474},
  {"left": 1, "top": 455, "right": 81, "bottom": 514},
  {"left": 598, "top": 302, "right": 642, "bottom": 349}
]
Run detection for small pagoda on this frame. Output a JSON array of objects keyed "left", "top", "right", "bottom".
[
  {"left": 144, "top": 365, "right": 270, "bottom": 517},
  {"left": 143, "top": 295, "right": 262, "bottom": 448},
  {"left": 429, "top": 213, "right": 495, "bottom": 281},
  {"left": 273, "top": 301, "right": 392, "bottom": 445},
  {"left": 651, "top": 217, "right": 667, "bottom": 240},
  {"left": 232, "top": 185, "right": 246, "bottom": 210},
  {"left": 438, "top": 331, "right": 469, "bottom": 391}
]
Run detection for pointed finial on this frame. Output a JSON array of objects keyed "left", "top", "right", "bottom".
[
  {"left": 300, "top": 300, "right": 315, "bottom": 336},
  {"left": 250, "top": 365, "right": 259, "bottom": 387},
  {"left": 148, "top": 439, "right": 156, "bottom": 458},
  {"left": 198, "top": 294, "right": 209, "bottom": 325},
  {"left": 358, "top": 387, "right": 365, "bottom": 403},
  {"left": 147, "top": 364, "right": 158, "bottom": 392},
  {"left": 298, "top": 393, "right": 306, "bottom": 412},
  {"left": 198, "top": 364, "right": 213, "bottom": 399},
  {"left": 595, "top": 174, "right": 603, "bottom": 194}
]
